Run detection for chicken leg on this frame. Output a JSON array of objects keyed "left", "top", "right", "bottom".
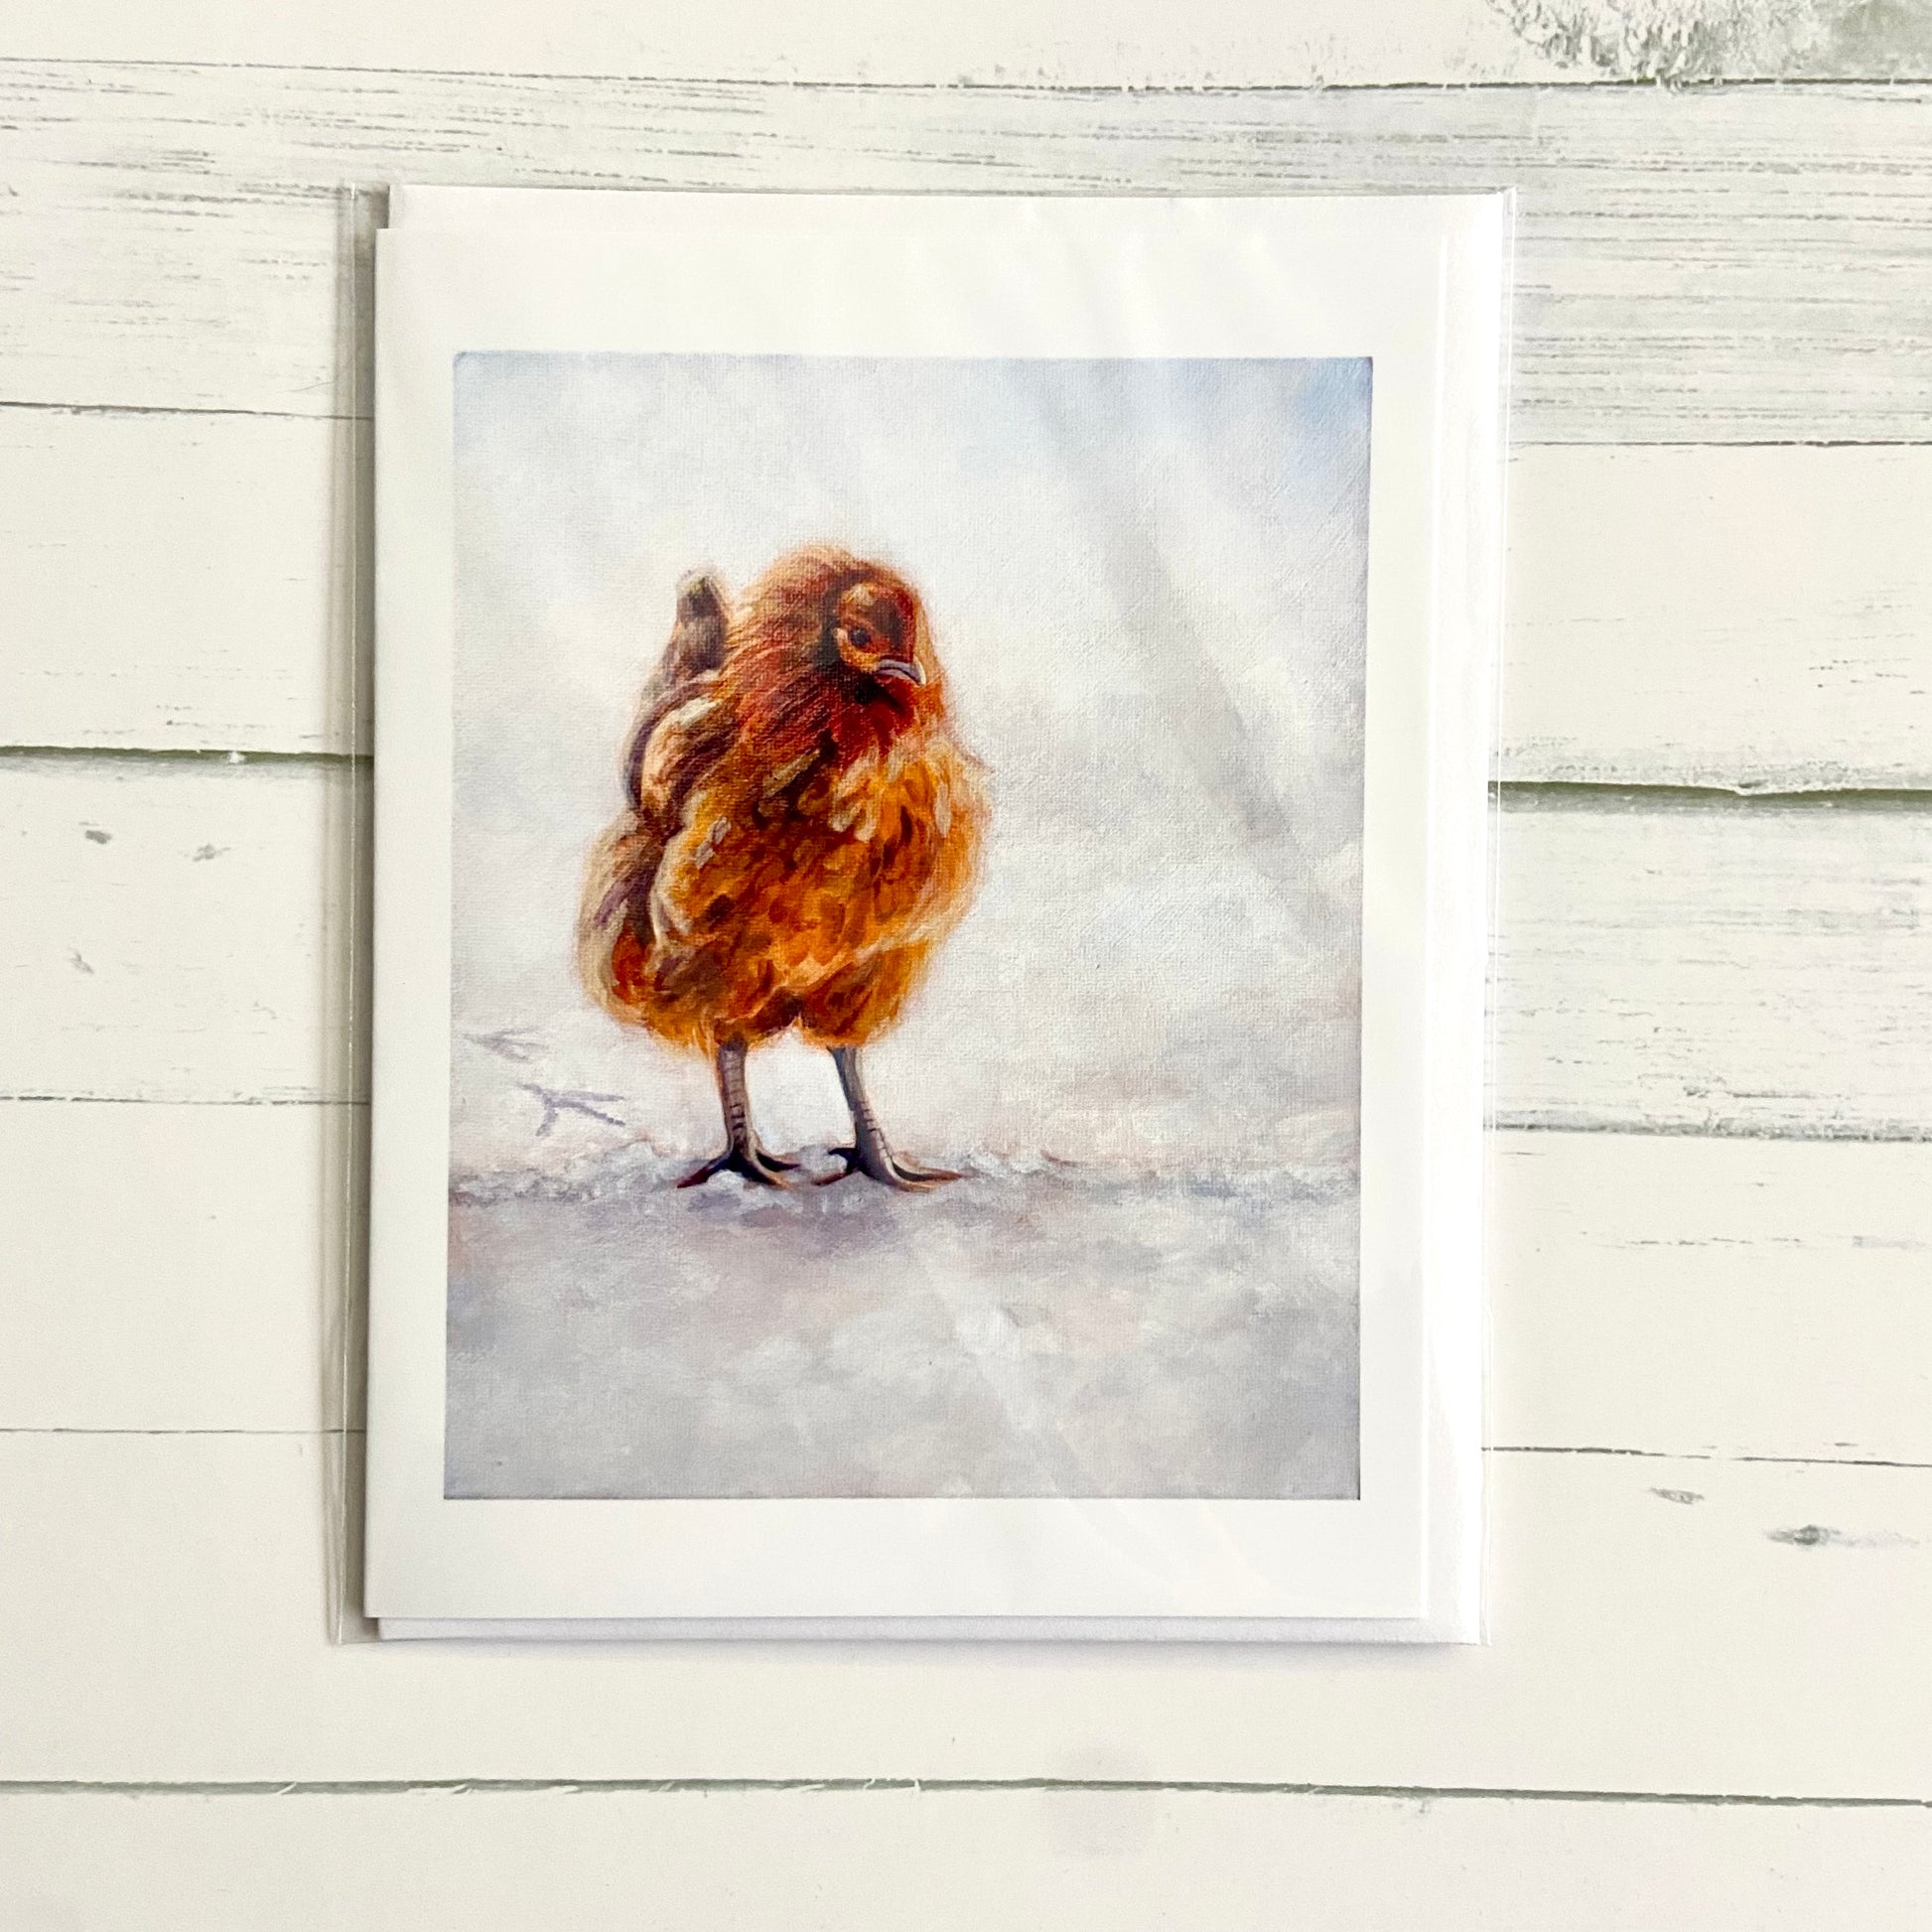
[
  {"left": 677, "top": 1041, "right": 799, "bottom": 1188},
  {"left": 820, "top": 1045, "right": 959, "bottom": 1191}
]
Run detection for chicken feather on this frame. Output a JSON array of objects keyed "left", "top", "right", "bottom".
[{"left": 578, "top": 547, "right": 986, "bottom": 1068}]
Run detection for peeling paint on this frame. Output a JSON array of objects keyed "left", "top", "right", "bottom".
[
  {"left": 1494, "top": 0, "right": 1932, "bottom": 81},
  {"left": 1767, "top": 1523, "right": 1919, "bottom": 1549}
]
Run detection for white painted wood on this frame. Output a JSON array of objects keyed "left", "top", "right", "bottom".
[
  {"left": 1505, "top": 445, "right": 1932, "bottom": 792},
  {"left": 0, "top": 0, "right": 1556, "bottom": 88},
  {"left": 8, "top": 1113, "right": 1926, "bottom": 1467},
  {"left": 5, "top": 69, "right": 1931, "bottom": 440},
  {"left": 0, "top": 1101, "right": 360, "bottom": 1434},
  {"left": 2, "top": 1435, "right": 1926, "bottom": 1793},
  {"left": 5, "top": 17, "right": 1928, "bottom": 1926},
  {"left": 1489, "top": 1133, "right": 1932, "bottom": 1463},
  {"left": 1, "top": 1785, "right": 1925, "bottom": 1932},
  {"left": 11, "top": 423, "right": 1930, "bottom": 790},
  {"left": 0, "top": 758, "right": 360, "bottom": 1105},
  {"left": 12, "top": 0, "right": 1930, "bottom": 91},
  {"left": 6, "top": 761, "right": 1926, "bottom": 1134},
  {"left": 0, "top": 410, "right": 365, "bottom": 758},
  {"left": 1490, "top": 793, "right": 1932, "bottom": 1138}
]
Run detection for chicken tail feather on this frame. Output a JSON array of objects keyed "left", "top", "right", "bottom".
[{"left": 661, "top": 571, "right": 731, "bottom": 683}]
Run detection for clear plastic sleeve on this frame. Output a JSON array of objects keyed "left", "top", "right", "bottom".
[{"left": 352, "top": 188, "right": 1513, "bottom": 1641}]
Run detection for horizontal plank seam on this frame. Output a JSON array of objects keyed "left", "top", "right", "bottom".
[
  {"left": 0, "top": 746, "right": 361, "bottom": 769},
  {"left": 2, "top": 56, "right": 1930, "bottom": 97},
  {"left": 6, "top": 748, "right": 1930, "bottom": 810},
  {"left": 0, "top": 399, "right": 360, "bottom": 426},
  {"left": 1, "top": 1428, "right": 1922, "bottom": 1471},
  {"left": 1488, "top": 1446, "right": 1932, "bottom": 1469},
  {"left": 6, "top": 403, "right": 1929, "bottom": 456},
  {"left": 0, "top": 1094, "right": 368, "bottom": 1107},
  {"left": 1494, "top": 781, "right": 1932, "bottom": 809},
  {"left": 0, "top": 1777, "right": 1924, "bottom": 1808},
  {"left": 1489, "top": 1117, "right": 1932, "bottom": 1145},
  {"left": 0, "top": 1428, "right": 345, "bottom": 1438}
]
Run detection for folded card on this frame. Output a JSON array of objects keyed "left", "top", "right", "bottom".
[{"left": 365, "top": 187, "right": 1509, "bottom": 1637}]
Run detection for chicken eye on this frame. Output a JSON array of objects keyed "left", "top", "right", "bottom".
[{"left": 848, "top": 625, "right": 873, "bottom": 650}]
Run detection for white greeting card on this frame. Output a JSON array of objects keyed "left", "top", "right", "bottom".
[{"left": 365, "top": 188, "right": 1507, "bottom": 1637}]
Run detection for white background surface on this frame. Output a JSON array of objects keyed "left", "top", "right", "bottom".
[{"left": 1, "top": 3, "right": 1930, "bottom": 1926}]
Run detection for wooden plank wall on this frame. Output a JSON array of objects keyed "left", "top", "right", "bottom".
[{"left": 1, "top": 4, "right": 1929, "bottom": 1923}]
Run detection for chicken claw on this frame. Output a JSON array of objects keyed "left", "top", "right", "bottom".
[
  {"left": 676, "top": 1040, "right": 797, "bottom": 1189},
  {"left": 819, "top": 1044, "right": 959, "bottom": 1191},
  {"left": 678, "top": 1144, "right": 798, "bottom": 1190},
  {"left": 816, "top": 1145, "right": 960, "bottom": 1192}
]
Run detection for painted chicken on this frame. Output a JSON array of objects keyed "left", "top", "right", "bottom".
[{"left": 578, "top": 547, "right": 985, "bottom": 1190}]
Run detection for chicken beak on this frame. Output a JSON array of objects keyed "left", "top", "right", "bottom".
[{"left": 873, "top": 656, "right": 925, "bottom": 687}]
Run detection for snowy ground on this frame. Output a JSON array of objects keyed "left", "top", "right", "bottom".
[{"left": 446, "top": 1147, "right": 1359, "bottom": 1500}]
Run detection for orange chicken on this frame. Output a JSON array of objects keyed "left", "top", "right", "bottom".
[{"left": 579, "top": 547, "right": 985, "bottom": 1189}]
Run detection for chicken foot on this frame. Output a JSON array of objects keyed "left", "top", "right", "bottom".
[
  {"left": 819, "top": 1045, "right": 960, "bottom": 1191},
  {"left": 677, "top": 1040, "right": 799, "bottom": 1189}
]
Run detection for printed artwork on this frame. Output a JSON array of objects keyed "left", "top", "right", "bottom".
[{"left": 447, "top": 351, "right": 1371, "bottom": 1501}]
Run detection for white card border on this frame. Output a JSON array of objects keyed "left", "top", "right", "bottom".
[{"left": 365, "top": 191, "right": 1506, "bottom": 1637}]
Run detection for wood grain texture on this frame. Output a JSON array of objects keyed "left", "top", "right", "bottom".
[
  {"left": 2, "top": 1784, "right": 1927, "bottom": 1932},
  {"left": 1490, "top": 791, "right": 1932, "bottom": 1138},
  {"left": 6, "top": 761, "right": 1926, "bottom": 1134},
  {"left": 4, "top": 11, "right": 1927, "bottom": 1920},
  {"left": 11, "top": 0, "right": 1932, "bottom": 89},
  {"left": 7, "top": 1112, "right": 1925, "bottom": 1467},
  {"left": 1505, "top": 445, "right": 1932, "bottom": 792},
  {"left": 0, "top": 1, "right": 1553, "bottom": 87},
  {"left": 10, "top": 420, "right": 1930, "bottom": 791},
  {"left": 3, "top": 1434, "right": 1926, "bottom": 1794},
  {"left": 0, "top": 759, "right": 363, "bottom": 1106},
  {"left": 1488, "top": 1132, "right": 1932, "bottom": 1462},
  {"left": 4, "top": 67, "right": 1931, "bottom": 440},
  {"left": 0, "top": 1101, "right": 361, "bottom": 1435},
  {"left": 0, "top": 410, "right": 366, "bottom": 759}
]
